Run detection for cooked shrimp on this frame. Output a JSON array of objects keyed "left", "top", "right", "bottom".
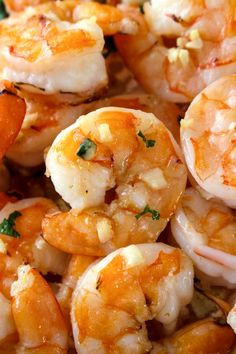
[
  {"left": 0, "top": 5, "right": 107, "bottom": 103},
  {"left": 115, "top": 1, "right": 236, "bottom": 102},
  {"left": 0, "top": 80, "right": 25, "bottom": 160},
  {"left": 43, "top": 107, "right": 186, "bottom": 256},
  {"left": 4, "top": 0, "right": 52, "bottom": 13},
  {"left": 4, "top": 0, "right": 138, "bottom": 35},
  {"left": 0, "top": 0, "right": 139, "bottom": 103},
  {"left": 151, "top": 318, "right": 235, "bottom": 354},
  {"left": 57, "top": 255, "right": 97, "bottom": 313},
  {"left": 6, "top": 92, "right": 181, "bottom": 167},
  {"left": 21, "top": 0, "right": 80, "bottom": 22},
  {"left": 0, "top": 197, "right": 68, "bottom": 299},
  {"left": 11, "top": 264, "right": 68, "bottom": 353},
  {"left": 6, "top": 95, "right": 94, "bottom": 167},
  {"left": 181, "top": 75, "right": 236, "bottom": 208},
  {"left": 171, "top": 187, "right": 236, "bottom": 287},
  {"left": 71, "top": 243, "right": 193, "bottom": 353},
  {"left": 90, "top": 94, "right": 182, "bottom": 142},
  {"left": 73, "top": 2, "right": 138, "bottom": 36},
  {"left": 63, "top": 254, "right": 97, "bottom": 290},
  {"left": 56, "top": 254, "right": 97, "bottom": 342}
]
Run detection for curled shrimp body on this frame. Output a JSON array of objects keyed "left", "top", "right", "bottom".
[
  {"left": 11, "top": 264, "right": 68, "bottom": 353},
  {"left": 115, "top": 1, "right": 236, "bottom": 102},
  {"left": 151, "top": 318, "right": 235, "bottom": 354},
  {"left": 0, "top": 5, "right": 107, "bottom": 103},
  {"left": 43, "top": 107, "right": 187, "bottom": 256},
  {"left": 171, "top": 187, "right": 236, "bottom": 288},
  {"left": 71, "top": 243, "right": 194, "bottom": 354},
  {"left": 181, "top": 75, "right": 236, "bottom": 208},
  {"left": 0, "top": 198, "right": 68, "bottom": 299}
]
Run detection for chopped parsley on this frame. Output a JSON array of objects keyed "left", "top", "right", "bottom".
[
  {"left": 135, "top": 205, "right": 160, "bottom": 220},
  {"left": 0, "top": 210, "right": 22, "bottom": 238},
  {"left": 0, "top": 0, "right": 7, "bottom": 20},
  {"left": 138, "top": 130, "right": 156, "bottom": 148},
  {"left": 76, "top": 138, "right": 97, "bottom": 160}
]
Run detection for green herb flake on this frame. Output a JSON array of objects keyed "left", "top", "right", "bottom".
[
  {"left": 76, "top": 138, "right": 97, "bottom": 160},
  {"left": 0, "top": 0, "right": 7, "bottom": 20},
  {"left": 138, "top": 130, "right": 156, "bottom": 148},
  {"left": 135, "top": 205, "right": 160, "bottom": 221},
  {"left": 0, "top": 210, "right": 22, "bottom": 238}
]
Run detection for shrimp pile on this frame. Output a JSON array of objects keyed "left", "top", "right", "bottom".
[
  {"left": 0, "top": 0, "right": 235, "bottom": 353},
  {"left": 115, "top": 0, "right": 236, "bottom": 102},
  {"left": 7, "top": 93, "right": 181, "bottom": 167}
]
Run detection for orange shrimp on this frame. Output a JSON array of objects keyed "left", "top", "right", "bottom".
[
  {"left": 43, "top": 107, "right": 186, "bottom": 256},
  {"left": 115, "top": 1, "right": 236, "bottom": 102},
  {"left": 0, "top": 81, "right": 25, "bottom": 160},
  {"left": 11, "top": 265, "right": 68, "bottom": 353},
  {"left": 181, "top": 75, "right": 236, "bottom": 208}
]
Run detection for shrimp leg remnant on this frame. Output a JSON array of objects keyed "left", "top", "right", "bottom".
[{"left": 0, "top": 3, "right": 108, "bottom": 103}]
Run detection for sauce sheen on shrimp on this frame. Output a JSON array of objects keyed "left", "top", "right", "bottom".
[
  {"left": 71, "top": 243, "right": 194, "bottom": 354},
  {"left": 115, "top": 1, "right": 236, "bottom": 102},
  {"left": 43, "top": 107, "right": 187, "bottom": 256},
  {"left": 0, "top": 4, "right": 107, "bottom": 103}
]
